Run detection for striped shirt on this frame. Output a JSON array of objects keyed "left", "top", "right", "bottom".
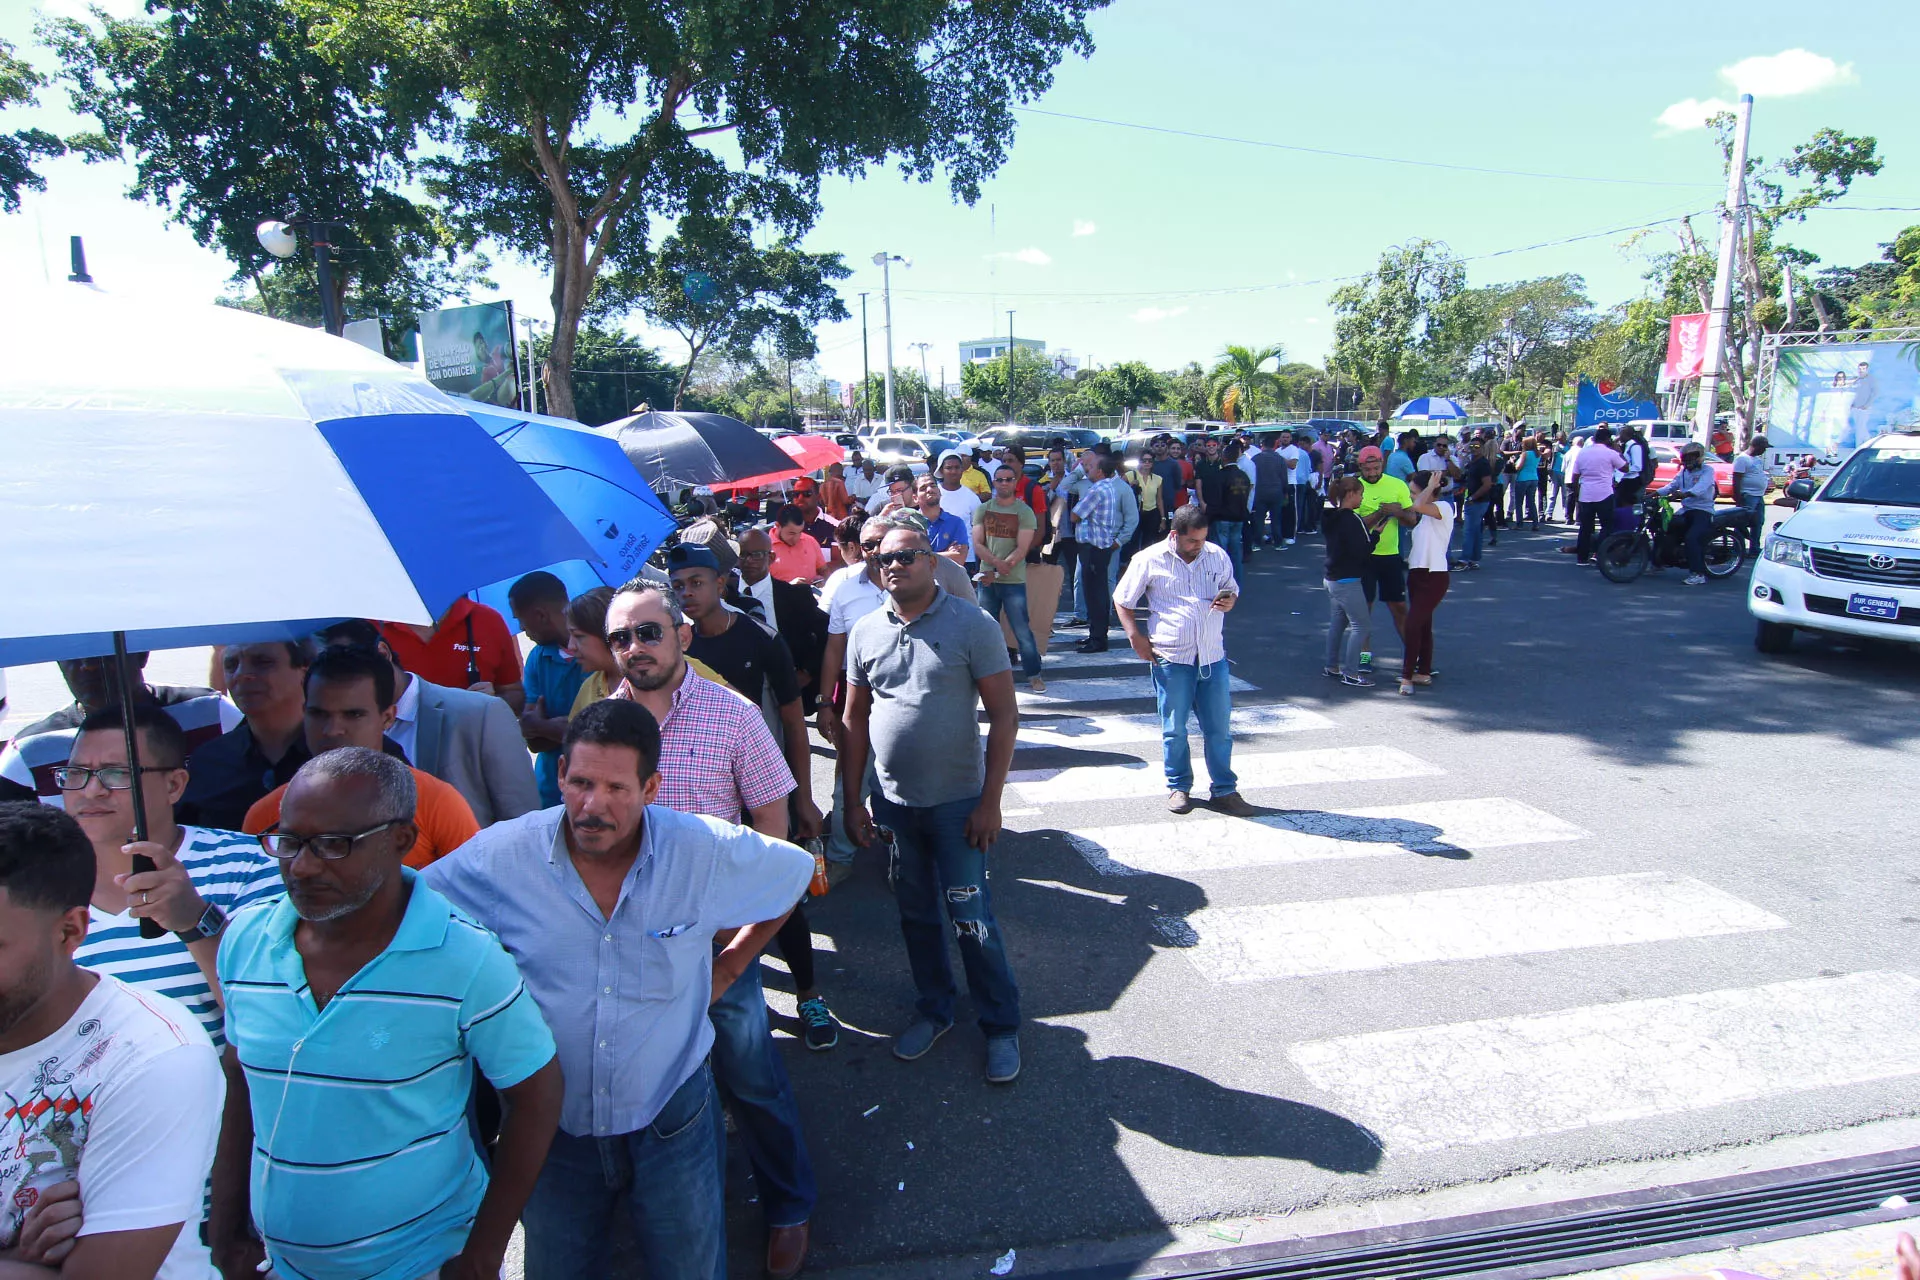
[
  {"left": 612, "top": 668, "right": 794, "bottom": 821},
  {"left": 218, "top": 871, "right": 556, "bottom": 1280},
  {"left": 78, "top": 825, "right": 284, "bottom": 1047},
  {"left": 1113, "top": 535, "right": 1240, "bottom": 667}
]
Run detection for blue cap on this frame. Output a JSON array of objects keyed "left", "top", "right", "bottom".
[{"left": 665, "top": 544, "right": 722, "bottom": 574}]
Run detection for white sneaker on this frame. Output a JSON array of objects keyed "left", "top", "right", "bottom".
[
  {"left": 1029, "top": 675, "right": 1047, "bottom": 693},
  {"left": 1683, "top": 574, "right": 1707, "bottom": 586},
  {"left": 1285, "top": 538, "right": 1297, "bottom": 546}
]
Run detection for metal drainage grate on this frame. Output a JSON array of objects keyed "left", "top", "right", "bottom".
[{"left": 1109, "top": 1148, "right": 1920, "bottom": 1280}]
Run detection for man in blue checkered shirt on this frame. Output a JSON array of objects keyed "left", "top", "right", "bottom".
[{"left": 1071, "top": 452, "right": 1126, "bottom": 652}]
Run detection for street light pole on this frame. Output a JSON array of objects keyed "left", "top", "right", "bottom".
[
  {"left": 256, "top": 215, "right": 347, "bottom": 336},
  {"left": 858, "top": 292, "right": 871, "bottom": 430},
  {"left": 518, "top": 315, "right": 546, "bottom": 414},
  {"left": 1696, "top": 92, "right": 1754, "bottom": 446},
  {"left": 909, "top": 341, "right": 934, "bottom": 426},
  {"left": 872, "top": 252, "right": 910, "bottom": 429},
  {"left": 1005, "top": 309, "right": 1016, "bottom": 426}
]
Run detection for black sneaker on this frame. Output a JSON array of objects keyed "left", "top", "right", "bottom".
[{"left": 798, "top": 996, "right": 840, "bottom": 1051}]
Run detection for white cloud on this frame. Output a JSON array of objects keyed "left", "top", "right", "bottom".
[
  {"left": 987, "top": 247, "right": 1052, "bottom": 266},
  {"left": 1656, "top": 96, "right": 1737, "bottom": 132},
  {"left": 1072, "top": 219, "right": 1098, "bottom": 237},
  {"left": 1722, "top": 49, "right": 1856, "bottom": 98},
  {"left": 1131, "top": 305, "right": 1188, "bottom": 324}
]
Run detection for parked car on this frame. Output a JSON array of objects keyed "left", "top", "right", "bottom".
[
  {"left": 978, "top": 425, "right": 1103, "bottom": 454},
  {"left": 1649, "top": 443, "right": 1738, "bottom": 499}
]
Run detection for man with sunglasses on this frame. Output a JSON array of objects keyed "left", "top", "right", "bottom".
[
  {"left": 841, "top": 522, "right": 1024, "bottom": 1083},
  {"left": 60, "top": 703, "right": 283, "bottom": 1046},
  {"left": 601, "top": 582, "right": 820, "bottom": 1278},
  {"left": 212, "top": 747, "right": 563, "bottom": 1280}
]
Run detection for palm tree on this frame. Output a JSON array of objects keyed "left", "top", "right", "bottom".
[{"left": 1208, "top": 344, "right": 1285, "bottom": 424}]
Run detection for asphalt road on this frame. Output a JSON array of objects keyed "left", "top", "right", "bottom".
[{"left": 725, "top": 513, "right": 1920, "bottom": 1278}]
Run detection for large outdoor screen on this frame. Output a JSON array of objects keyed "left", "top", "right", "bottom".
[{"left": 1768, "top": 339, "right": 1920, "bottom": 455}]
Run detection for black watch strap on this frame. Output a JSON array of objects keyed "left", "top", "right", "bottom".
[{"left": 175, "top": 901, "right": 227, "bottom": 944}]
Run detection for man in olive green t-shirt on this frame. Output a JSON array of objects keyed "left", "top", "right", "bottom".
[
  {"left": 1354, "top": 446, "right": 1418, "bottom": 661},
  {"left": 972, "top": 464, "right": 1045, "bottom": 690}
]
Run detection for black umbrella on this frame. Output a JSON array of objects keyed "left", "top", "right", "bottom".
[{"left": 603, "top": 410, "right": 800, "bottom": 491}]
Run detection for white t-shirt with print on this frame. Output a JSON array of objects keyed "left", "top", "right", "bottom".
[{"left": 0, "top": 974, "right": 223, "bottom": 1279}]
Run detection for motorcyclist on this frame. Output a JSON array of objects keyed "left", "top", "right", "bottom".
[{"left": 1656, "top": 442, "right": 1719, "bottom": 586}]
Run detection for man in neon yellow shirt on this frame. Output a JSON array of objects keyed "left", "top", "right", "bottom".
[{"left": 1354, "top": 446, "right": 1417, "bottom": 672}]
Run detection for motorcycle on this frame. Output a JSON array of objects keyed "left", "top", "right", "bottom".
[{"left": 1596, "top": 493, "right": 1748, "bottom": 583}]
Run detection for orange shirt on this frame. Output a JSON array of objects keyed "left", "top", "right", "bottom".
[
  {"left": 820, "top": 477, "right": 852, "bottom": 521},
  {"left": 244, "top": 766, "right": 480, "bottom": 870},
  {"left": 769, "top": 532, "right": 829, "bottom": 584}
]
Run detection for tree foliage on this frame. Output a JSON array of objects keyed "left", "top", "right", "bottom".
[
  {"left": 534, "top": 324, "right": 681, "bottom": 427},
  {"left": 1207, "top": 343, "right": 1284, "bottom": 423},
  {"left": 1329, "top": 240, "right": 1465, "bottom": 415},
  {"left": 1, "top": 37, "right": 65, "bottom": 213},
  {"left": 1083, "top": 361, "right": 1169, "bottom": 427},
  {"left": 960, "top": 347, "right": 1060, "bottom": 424}
]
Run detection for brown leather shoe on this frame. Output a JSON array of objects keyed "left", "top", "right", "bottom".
[
  {"left": 1211, "top": 792, "right": 1258, "bottom": 817},
  {"left": 1166, "top": 789, "right": 1194, "bottom": 814},
  {"left": 767, "top": 1222, "right": 810, "bottom": 1280}
]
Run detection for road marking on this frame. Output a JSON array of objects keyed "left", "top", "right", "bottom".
[
  {"left": 1016, "top": 674, "right": 1256, "bottom": 706},
  {"left": 1017, "top": 703, "right": 1334, "bottom": 752},
  {"left": 1040, "top": 648, "right": 1151, "bottom": 670},
  {"left": 1289, "top": 972, "right": 1920, "bottom": 1153},
  {"left": 1008, "top": 745, "right": 1438, "bottom": 805},
  {"left": 1181, "top": 872, "right": 1787, "bottom": 984},
  {"left": 1069, "top": 797, "right": 1587, "bottom": 875}
]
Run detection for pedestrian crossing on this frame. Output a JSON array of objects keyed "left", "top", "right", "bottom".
[{"left": 1005, "top": 662, "right": 1920, "bottom": 1166}]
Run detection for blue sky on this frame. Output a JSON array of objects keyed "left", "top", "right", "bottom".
[{"left": 5, "top": 0, "right": 1916, "bottom": 391}]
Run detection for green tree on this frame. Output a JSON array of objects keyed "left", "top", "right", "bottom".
[
  {"left": 1084, "top": 360, "right": 1170, "bottom": 428},
  {"left": 42, "top": 0, "right": 470, "bottom": 325},
  {"left": 536, "top": 324, "right": 680, "bottom": 427},
  {"left": 1434, "top": 274, "right": 1595, "bottom": 411},
  {"left": 305, "top": 0, "right": 1105, "bottom": 421},
  {"left": 1161, "top": 362, "right": 1212, "bottom": 420},
  {"left": 1, "top": 38, "right": 65, "bottom": 212},
  {"left": 1207, "top": 343, "right": 1285, "bottom": 424},
  {"left": 960, "top": 347, "right": 1059, "bottom": 424},
  {"left": 1329, "top": 239, "right": 1465, "bottom": 416}
]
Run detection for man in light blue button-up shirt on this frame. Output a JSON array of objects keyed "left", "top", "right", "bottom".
[{"left": 424, "top": 698, "right": 812, "bottom": 1280}]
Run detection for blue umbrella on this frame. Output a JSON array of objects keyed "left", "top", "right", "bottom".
[
  {"left": 466, "top": 406, "right": 678, "bottom": 616},
  {"left": 1393, "top": 396, "right": 1470, "bottom": 421}
]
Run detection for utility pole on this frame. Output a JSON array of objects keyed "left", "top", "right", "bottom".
[
  {"left": 858, "top": 292, "right": 871, "bottom": 430},
  {"left": 909, "top": 341, "right": 934, "bottom": 426},
  {"left": 1696, "top": 93, "right": 1753, "bottom": 446},
  {"left": 518, "top": 315, "right": 545, "bottom": 414},
  {"left": 1005, "top": 310, "right": 1016, "bottom": 426},
  {"left": 873, "top": 252, "right": 909, "bottom": 429},
  {"left": 67, "top": 236, "right": 93, "bottom": 284}
]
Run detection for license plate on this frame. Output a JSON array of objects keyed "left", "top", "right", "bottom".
[{"left": 1846, "top": 593, "right": 1901, "bottom": 619}]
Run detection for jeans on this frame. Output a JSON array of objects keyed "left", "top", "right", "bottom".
[
  {"left": 1461, "top": 501, "right": 1490, "bottom": 562},
  {"left": 1323, "top": 579, "right": 1369, "bottom": 677},
  {"left": 1404, "top": 567, "right": 1449, "bottom": 677},
  {"left": 1151, "top": 657, "right": 1238, "bottom": 797},
  {"left": 522, "top": 1063, "right": 726, "bottom": 1280},
  {"left": 708, "top": 958, "right": 816, "bottom": 1227},
  {"left": 1078, "top": 542, "right": 1116, "bottom": 640},
  {"left": 1737, "top": 492, "right": 1767, "bottom": 554},
  {"left": 1209, "top": 520, "right": 1245, "bottom": 585},
  {"left": 1508, "top": 479, "right": 1539, "bottom": 523},
  {"left": 1252, "top": 492, "right": 1286, "bottom": 544},
  {"left": 825, "top": 754, "right": 879, "bottom": 862},
  {"left": 870, "top": 792, "right": 1021, "bottom": 1036},
  {"left": 1673, "top": 507, "right": 1711, "bottom": 574},
  {"left": 1294, "top": 485, "right": 1320, "bottom": 534},
  {"left": 979, "top": 581, "right": 1041, "bottom": 678}
]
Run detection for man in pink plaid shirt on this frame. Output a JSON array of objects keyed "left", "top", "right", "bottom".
[{"left": 602, "top": 582, "right": 817, "bottom": 1279}]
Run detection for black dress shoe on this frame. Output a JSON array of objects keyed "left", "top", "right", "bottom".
[{"left": 1075, "top": 639, "right": 1109, "bottom": 653}]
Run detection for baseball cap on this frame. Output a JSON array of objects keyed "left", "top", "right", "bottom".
[
  {"left": 665, "top": 544, "right": 722, "bottom": 575},
  {"left": 1357, "top": 446, "right": 1385, "bottom": 463}
]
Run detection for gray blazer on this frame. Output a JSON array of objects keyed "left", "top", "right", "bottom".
[{"left": 410, "top": 678, "right": 542, "bottom": 826}]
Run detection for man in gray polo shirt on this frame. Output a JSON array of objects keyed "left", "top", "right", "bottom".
[{"left": 842, "top": 520, "right": 1024, "bottom": 1083}]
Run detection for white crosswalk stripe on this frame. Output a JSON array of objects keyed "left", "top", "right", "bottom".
[
  {"left": 1016, "top": 703, "right": 1333, "bottom": 752},
  {"left": 1016, "top": 673, "right": 1256, "bottom": 706},
  {"left": 1007, "top": 745, "right": 1439, "bottom": 805},
  {"left": 1178, "top": 872, "right": 1788, "bottom": 983},
  {"left": 1039, "top": 648, "right": 1152, "bottom": 670},
  {"left": 1289, "top": 971, "right": 1920, "bottom": 1152},
  {"left": 1067, "top": 797, "right": 1586, "bottom": 875}
]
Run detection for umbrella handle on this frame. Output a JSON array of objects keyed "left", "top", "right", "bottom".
[{"left": 112, "top": 631, "right": 165, "bottom": 941}]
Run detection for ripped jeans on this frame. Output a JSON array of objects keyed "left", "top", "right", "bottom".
[{"left": 870, "top": 792, "right": 1022, "bottom": 1037}]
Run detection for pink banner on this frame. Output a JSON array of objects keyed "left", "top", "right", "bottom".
[{"left": 1665, "top": 312, "right": 1709, "bottom": 381}]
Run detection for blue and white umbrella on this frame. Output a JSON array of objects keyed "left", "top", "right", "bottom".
[
  {"left": 0, "top": 286, "right": 599, "bottom": 665},
  {"left": 465, "top": 405, "right": 677, "bottom": 616},
  {"left": 1393, "top": 396, "right": 1470, "bottom": 421}
]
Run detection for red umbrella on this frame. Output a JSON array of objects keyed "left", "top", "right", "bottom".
[{"left": 714, "top": 434, "right": 846, "bottom": 492}]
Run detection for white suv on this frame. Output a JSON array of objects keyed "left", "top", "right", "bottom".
[{"left": 1750, "top": 429, "right": 1920, "bottom": 653}]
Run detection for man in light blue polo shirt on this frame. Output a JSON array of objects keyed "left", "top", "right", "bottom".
[
  {"left": 423, "top": 698, "right": 814, "bottom": 1280},
  {"left": 211, "top": 747, "right": 563, "bottom": 1280}
]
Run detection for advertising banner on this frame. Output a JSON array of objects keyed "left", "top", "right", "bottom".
[
  {"left": 1575, "top": 379, "right": 1659, "bottom": 427},
  {"left": 419, "top": 301, "right": 520, "bottom": 406},
  {"left": 1664, "top": 313, "right": 1709, "bottom": 382},
  {"left": 1768, "top": 340, "right": 1920, "bottom": 455}
]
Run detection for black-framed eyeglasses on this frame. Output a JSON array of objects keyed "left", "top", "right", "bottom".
[
  {"left": 52, "top": 764, "right": 176, "bottom": 792},
  {"left": 873, "top": 549, "right": 932, "bottom": 568},
  {"left": 860, "top": 539, "right": 884, "bottom": 552},
  {"left": 738, "top": 548, "right": 771, "bottom": 561},
  {"left": 606, "top": 622, "right": 669, "bottom": 650},
  {"left": 258, "top": 820, "right": 402, "bottom": 862}
]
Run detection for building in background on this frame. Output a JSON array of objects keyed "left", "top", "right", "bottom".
[{"left": 959, "top": 335, "right": 1046, "bottom": 366}]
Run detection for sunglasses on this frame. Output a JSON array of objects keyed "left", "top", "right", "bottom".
[
  {"left": 873, "top": 549, "right": 932, "bottom": 568},
  {"left": 606, "top": 622, "right": 669, "bottom": 650},
  {"left": 861, "top": 539, "right": 884, "bottom": 551}
]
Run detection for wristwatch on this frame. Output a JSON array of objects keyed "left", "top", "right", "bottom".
[{"left": 175, "top": 901, "right": 227, "bottom": 944}]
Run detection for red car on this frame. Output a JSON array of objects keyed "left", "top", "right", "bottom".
[{"left": 1649, "top": 444, "right": 1737, "bottom": 499}]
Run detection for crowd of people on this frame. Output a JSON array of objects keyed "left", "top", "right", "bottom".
[{"left": 0, "top": 411, "right": 1769, "bottom": 1280}]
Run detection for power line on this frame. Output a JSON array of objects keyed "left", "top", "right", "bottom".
[{"left": 1017, "top": 106, "right": 1720, "bottom": 190}]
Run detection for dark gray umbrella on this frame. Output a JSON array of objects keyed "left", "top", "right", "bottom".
[{"left": 603, "top": 410, "right": 800, "bottom": 490}]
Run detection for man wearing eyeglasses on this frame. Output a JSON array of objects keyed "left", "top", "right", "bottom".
[
  {"left": 212, "top": 747, "right": 563, "bottom": 1280},
  {"left": 240, "top": 645, "right": 479, "bottom": 869},
  {"left": 841, "top": 522, "right": 1024, "bottom": 1083},
  {"left": 59, "top": 703, "right": 283, "bottom": 1047}
]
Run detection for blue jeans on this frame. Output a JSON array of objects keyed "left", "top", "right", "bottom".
[
  {"left": 708, "top": 958, "right": 816, "bottom": 1227},
  {"left": 979, "top": 581, "right": 1041, "bottom": 678},
  {"left": 1151, "top": 657, "right": 1237, "bottom": 797},
  {"left": 870, "top": 792, "right": 1021, "bottom": 1037},
  {"left": 1738, "top": 492, "right": 1767, "bottom": 553},
  {"left": 826, "top": 755, "right": 879, "bottom": 862},
  {"left": 1461, "top": 501, "right": 1489, "bottom": 562},
  {"left": 522, "top": 1063, "right": 725, "bottom": 1280},
  {"left": 1323, "top": 579, "right": 1369, "bottom": 677},
  {"left": 1209, "top": 520, "right": 1245, "bottom": 584}
]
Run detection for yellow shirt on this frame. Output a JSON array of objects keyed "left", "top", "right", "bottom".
[
  {"left": 1132, "top": 470, "right": 1163, "bottom": 512},
  {"left": 961, "top": 467, "right": 991, "bottom": 497}
]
